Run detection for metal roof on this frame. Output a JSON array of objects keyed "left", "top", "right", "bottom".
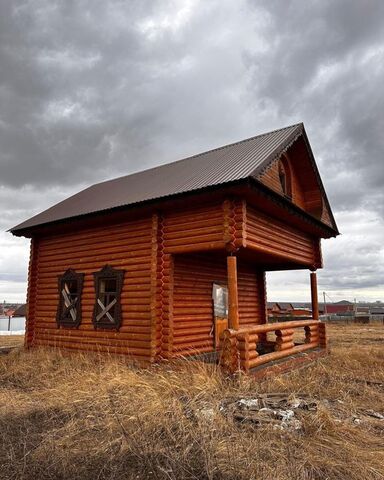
[{"left": 10, "top": 123, "right": 308, "bottom": 233}]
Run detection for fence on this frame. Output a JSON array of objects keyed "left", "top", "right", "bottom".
[
  {"left": 0, "top": 316, "right": 26, "bottom": 333},
  {"left": 321, "top": 314, "right": 384, "bottom": 324}
]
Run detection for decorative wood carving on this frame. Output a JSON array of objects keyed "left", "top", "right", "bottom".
[
  {"left": 56, "top": 268, "right": 84, "bottom": 328},
  {"left": 92, "top": 265, "right": 124, "bottom": 330}
]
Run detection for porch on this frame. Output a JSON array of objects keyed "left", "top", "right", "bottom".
[{"left": 217, "top": 256, "right": 327, "bottom": 375}]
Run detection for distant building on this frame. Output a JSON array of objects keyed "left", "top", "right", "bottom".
[
  {"left": 323, "top": 304, "right": 354, "bottom": 315},
  {"left": 13, "top": 304, "right": 27, "bottom": 317}
]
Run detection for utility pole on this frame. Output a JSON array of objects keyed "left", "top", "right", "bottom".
[{"left": 323, "top": 291, "right": 327, "bottom": 315}]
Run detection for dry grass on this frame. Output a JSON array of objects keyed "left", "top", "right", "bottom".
[
  {"left": 0, "top": 335, "right": 24, "bottom": 348},
  {"left": 0, "top": 324, "right": 383, "bottom": 480}
]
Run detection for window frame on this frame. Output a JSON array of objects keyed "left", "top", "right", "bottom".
[
  {"left": 56, "top": 269, "right": 84, "bottom": 328},
  {"left": 212, "top": 282, "right": 229, "bottom": 319},
  {"left": 278, "top": 155, "right": 292, "bottom": 200},
  {"left": 92, "top": 265, "right": 124, "bottom": 330}
]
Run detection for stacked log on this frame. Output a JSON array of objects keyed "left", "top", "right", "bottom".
[
  {"left": 318, "top": 322, "right": 327, "bottom": 348},
  {"left": 246, "top": 206, "right": 317, "bottom": 266},
  {"left": 219, "top": 330, "right": 239, "bottom": 374},
  {"left": 163, "top": 203, "right": 226, "bottom": 255},
  {"left": 222, "top": 198, "right": 245, "bottom": 251},
  {"left": 304, "top": 324, "right": 319, "bottom": 345},
  {"left": 33, "top": 217, "right": 154, "bottom": 361},
  {"left": 274, "top": 328, "right": 295, "bottom": 351},
  {"left": 172, "top": 254, "right": 266, "bottom": 357},
  {"left": 25, "top": 238, "right": 39, "bottom": 348},
  {"left": 237, "top": 331, "right": 259, "bottom": 372},
  {"left": 219, "top": 320, "right": 324, "bottom": 373}
]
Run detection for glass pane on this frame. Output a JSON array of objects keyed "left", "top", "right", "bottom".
[
  {"left": 64, "top": 280, "right": 78, "bottom": 294},
  {"left": 100, "top": 278, "right": 117, "bottom": 294},
  {"left": 212, "top": 283, "right": 228, "bottom": 318}
]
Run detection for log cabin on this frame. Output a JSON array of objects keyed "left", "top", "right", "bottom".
[{"left": 10, "top": 123, "right": 339, "bottom": 375}]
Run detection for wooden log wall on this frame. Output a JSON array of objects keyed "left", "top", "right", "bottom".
[
  {"left": 27, "top": 200, "right": 247, "bottom": 361},
  {"left": 31, "top": 217, "right": 154, "bottom": 362},
  {"left": 172, "top": 253, "right": 266, "bottom": 357},
  {"left": 246, "top": 205, "right": 320, "bottom": 267},
  {"left": 25, "top": 238, "right": 39, "bottom": 348},
  {"left": 162, "top": 202, "right": 228, "bottom": 255},
  {"left": 25, "top": 194, "right": 322, "bottom": 362}
]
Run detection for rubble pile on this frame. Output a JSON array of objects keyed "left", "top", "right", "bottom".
[
  {"left": 220, "top": 393, "right": 318, "bottom": 431},
  {"left": 183, "top": 393, "right": 384, "bottom": 433}
]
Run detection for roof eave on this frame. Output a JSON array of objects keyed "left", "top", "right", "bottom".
[
  {"left": 11, "top": 176, "right": 339, "bottom": 239},
  {"left": 9, "top": 179, "right": 248, "bottom": 238}
]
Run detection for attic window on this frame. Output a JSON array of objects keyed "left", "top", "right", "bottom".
[
  {"left": 57, "top": 269, "right": 84, "bottom": 328},
  {"left": 93, "top": 265, "right": 124, "bottom": 329},
  {"left": 278, "top": 156, "right": 292, "bottom": 199}
]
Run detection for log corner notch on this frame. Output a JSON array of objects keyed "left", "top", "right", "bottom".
[{"left": 222, "top": 198, "right": 247, "bottom": 252}]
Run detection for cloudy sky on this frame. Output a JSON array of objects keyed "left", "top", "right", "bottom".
[{"left": 1, "top": 0, "right": 383, "bottom": 303}]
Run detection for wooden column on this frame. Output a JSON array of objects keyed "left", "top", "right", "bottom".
[
  {"left": 310, "top": 271, "right": 319, "bottom": 320},
  {"left": 227, "top": 256, "right": 239, "bottom": 330}
]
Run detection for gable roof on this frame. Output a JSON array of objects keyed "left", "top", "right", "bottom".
[{"left": 10, "top": 123, "right": 337, "bottom": 235}]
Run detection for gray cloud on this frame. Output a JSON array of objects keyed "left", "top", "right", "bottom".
[{"left": 0, "top": 0, "right": 383, "bottom": 301}]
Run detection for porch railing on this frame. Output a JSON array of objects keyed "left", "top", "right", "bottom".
[{"left": 219, "top": 319, "right": 326, "bottom": 373}]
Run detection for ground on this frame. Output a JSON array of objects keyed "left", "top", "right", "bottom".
[
  {"left": 0, "top": 323, "right": 383, "bottom": 480},
  {"left": 0, "top": 335, "right": 24, "bottom": 348}
]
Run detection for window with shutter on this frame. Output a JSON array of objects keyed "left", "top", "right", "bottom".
[
  {"left": 57, "top": 269, "right": 84, "bottom": 328},
  {"left": 93, "top": 265, "right": 124, "bottom": 329}
]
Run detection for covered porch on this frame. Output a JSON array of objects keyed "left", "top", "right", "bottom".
[{"left": 218, "top": 254, "right": 327, "bottom": 375}]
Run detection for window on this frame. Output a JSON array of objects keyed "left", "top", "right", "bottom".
[
  {"left": 57, "top": 269, "right": 84, "bottom": 328},
  {"left": 212, "top": 283, "right": 228, "bottom": 318},
  {"left": 278, "top": 155, "right": 292, "bottom": 199},
  {"left": 279, "top": 163, "right": 287, "bottom": 194},
  {"left": 93, "top": 265, "right": 124, "bottom": 329}
]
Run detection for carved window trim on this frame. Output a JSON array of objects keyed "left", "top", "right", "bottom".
[
  {"left": 56, "top": 269, "right": 84, "bottom": 328},
  {"left": 92, "top": 265, "right": 124, "bottom": 330}
]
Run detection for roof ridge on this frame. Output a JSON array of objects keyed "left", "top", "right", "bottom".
[{"left": 94, "top": 122, "right": 303, "bottom": 187}]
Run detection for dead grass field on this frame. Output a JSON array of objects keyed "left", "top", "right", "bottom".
[
  {"left": 0, "top": 324, "right": 383, "bottom": 480},
  {"left": 0, "top": 335, "right": 24, "bottom": 348}
]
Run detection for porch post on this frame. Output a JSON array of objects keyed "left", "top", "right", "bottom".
[
  {"left": 227, "top": 256, "right": 239, "bottom": 330},
  {"left": 310, "top": 271, "right": 319, "bottom": 321}
]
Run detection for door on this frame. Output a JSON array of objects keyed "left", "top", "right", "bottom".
[{"left": 212, "top": 283, "right": 228, "bottom": 349}]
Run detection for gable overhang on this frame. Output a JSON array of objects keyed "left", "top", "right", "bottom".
[{"left": 250, "top": 125, "right": 339, "bottom": 234}]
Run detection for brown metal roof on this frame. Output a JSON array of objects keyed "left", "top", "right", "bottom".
[{"left": 10, "top": 123, "right": 319, "bottom": 234}]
